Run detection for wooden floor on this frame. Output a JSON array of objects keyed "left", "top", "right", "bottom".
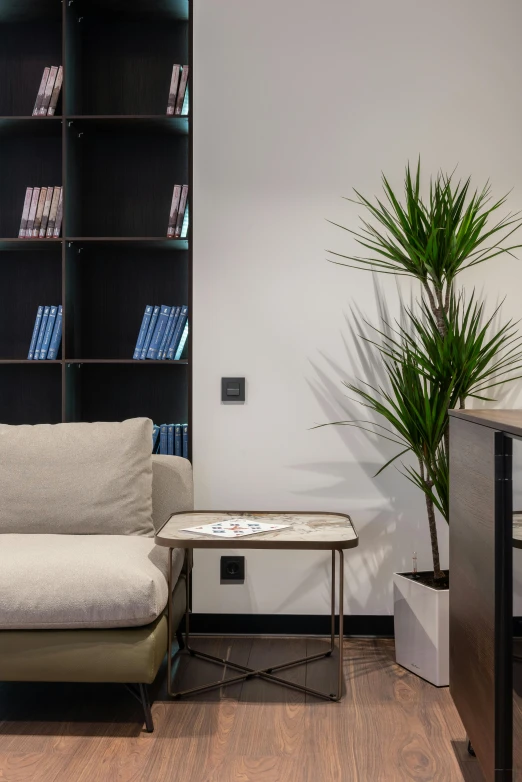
[{"left": 0, "top": 637, "right": 484, "bottom": 782}]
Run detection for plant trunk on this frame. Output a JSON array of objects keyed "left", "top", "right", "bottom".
[{"left": 424, "top": 489, "right": 444, "bottom": 581}]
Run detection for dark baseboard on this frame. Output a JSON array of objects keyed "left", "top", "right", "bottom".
[
  {"left": 186, "top": 613, "right": 394, "bottom": 637},
  {"left": 514, "top": 617, "right": 522, "bottom": 637}
]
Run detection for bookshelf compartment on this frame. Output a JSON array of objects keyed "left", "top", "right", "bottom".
[
  {"left": 66, "top": 125, "right": 188, "bottom": 237},
  {"left": 0, "top": 20, "right": 62, "bottom": 115},
  {"left": 0, "top": 122, "right": 62, "bottom": 238},
  {"left": 0, "top": 363, "right": 62, "bottom": 425},
  {"left": 65, "top": 8, "right": 188, "bottom": 115},
  {"left": 0, "top": 249, "right": 62, "bottom": 359},
  {"left": 65, "top": 245, "right": 188, "bottom": 359},
  {"left": 65, "top": 363, "right": 189, "bottom": 424}
]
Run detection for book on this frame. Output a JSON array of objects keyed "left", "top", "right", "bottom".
[
  {"left": 33, "top": 67, "right": 50, "bottom": 116},
  {"left": 174, "top": 65, "right": 189, "bottom": 115},
  {"left": 174, "top": 185, "right": 188, "bottom": 238},
  {"left": 167, "top": 424, "right": 175, "bottom": 455},
  {"left": 39, "top": 66, "right": 58, "bottom": 115},
  {"left": 47, "top": 66, "right": 63, "bottom": 116},
  {"left": 39, "top": 187, "right": 54, "bottom": 237},
  {"left": 47, "top": 304, "right": 62, "bottom": 359},
  {"left": 39, "top": 305, "right": 57, "bottom": 359},
  {"left": 146, "top": 305, "right": 171, "bottom": 359},
  {"left": 160, "top": 424, "right": 168, "bottom": 455},
  {"left": 19, "top": 187, "right": 33, "bottom": 238},
  {"left": 159, "top": 305, "right": 180, "bottom": 360},
  {"left": 180, "top": 203, "right": 189, "bottom": 239},
  {"left": 152, "top": 424, "right": 160, "bottom": 453},
  {"left": 181, "top": 519, "right": 291, "bottom": 538},
  {"left": 167, "top": 184, "right": 181, "bottom": 238},
  {"left": 53, "top": 188, "right": 63, "bottom": 237},
  {"left": 166, "top": 304, "right": 188, "bottom": 360},
  {"left": 157, "top": 305, "right": 176, "bottom": 359},
  {"left": 32, "top": 187, "right": 47, "bottom": 237},
  {"left": 34, "top": 305, "right": 50, "bottom": 360},
  {"left": 133, "top": 304, "right": 153, "bottom": 359},
  {"left": 166, "top": 64, "right": 181, "bottom": 116},
  {"left": 181, "top": 85, "right": 189, "bottom": 116},
  {"left": 140, "top": 305, "right": 160, "bottom": 359},
  {"left": 47, "top": 187, "right": 61, "bottom": 237},
  {"left": 174, "top": 319, "right": 189, "bottom": 360},
  {"left": 174, "top": 423, "right": 182, "bottom": 456},
  {"left": 26, "top": 188, "right": 41, "bottom": 235},
  {"left": 182, "top": 424, "right": 188, "bottom": 459},
  {"left": 27, "top": 305, "right": 44, "bottom": 359}
]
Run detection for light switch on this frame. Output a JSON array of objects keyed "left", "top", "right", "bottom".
[{"left": 222, "top": 377, "right": 245, "bottom": 402}]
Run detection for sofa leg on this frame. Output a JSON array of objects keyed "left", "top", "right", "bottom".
[{"left": 138, "top": 684, "right": 154, "bottom": 733}]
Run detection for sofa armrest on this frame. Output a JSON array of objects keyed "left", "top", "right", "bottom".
[{"left": 151, "top": 455, "right": 194, "bottom": 532}]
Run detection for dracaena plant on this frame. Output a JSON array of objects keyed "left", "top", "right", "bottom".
[{"left": 323, "top": 162, "right": 522, "bottom": 581}]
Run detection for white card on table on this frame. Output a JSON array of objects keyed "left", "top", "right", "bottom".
[{"left": 181, "top": 518, "right": 291, "bottom": 538}]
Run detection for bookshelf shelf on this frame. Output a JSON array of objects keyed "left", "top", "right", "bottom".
[{"left": 1, "top": 0, "right": 192, "bottom": 453}]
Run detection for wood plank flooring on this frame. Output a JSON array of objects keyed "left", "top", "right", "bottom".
[{"left": 0, "top": 637, "right": 484, "bottom": 782}]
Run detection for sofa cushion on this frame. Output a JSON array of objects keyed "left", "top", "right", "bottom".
[
  {"left": 0, "top": 418, "right": 154, "bottom": 536},
  {"left": 0, "top": 535, "right": 185, "bottom": 630}
]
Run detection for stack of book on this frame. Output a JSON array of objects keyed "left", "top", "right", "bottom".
[
  {"left": 18, "top": 187, "right": 63, "bottom": 238},
  {"left": 167, "top": 184, "right": 189, "bottom": 238},
  {"left": 152, "top": 423, "right": 189, "bottom": 459},
  {"left": 33, "top": 66, "right": 63, "bottom": 116},
  {"left": 133, "top": 304, "right": 188, "bottom": 361},
  {"left": 166, "top": 64, "right": 189, "bottom": 116},
  {"left": 28, "top": 305, "right": 62, "bottom": 360}
]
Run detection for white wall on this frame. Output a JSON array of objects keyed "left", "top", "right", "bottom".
[{"left": 192, "top": 0, "right": 522, "bottom": 615}]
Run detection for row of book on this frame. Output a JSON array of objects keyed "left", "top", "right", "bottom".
[
  {"left": 152, "top": 423, "right": 189, "bottom": 459},
  {"left": 19, "top": 187, "right": 63, "bottom": 239},
  {"left": 166, "top": 65, "right": 189, "bottom": 116},
  {"left": 28, "top": 305, "right": 63, "bottom": 360},
  {"left": 33, "top": 66, "right": 63, "bottom": 116},
  {"left": 134, "top": 305, "right": 188, "bottom": 360},
  {"left": 167, "top": 184, "right": 189, "bottom": 238}
]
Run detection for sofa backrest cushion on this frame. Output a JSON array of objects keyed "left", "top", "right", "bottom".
[{"left": 0, "top": 418, "right": 154, "bottom": 536}]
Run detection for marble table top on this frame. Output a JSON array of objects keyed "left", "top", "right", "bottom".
[{"left": 155, "top": 511, "right": 359, "bottom": 550}]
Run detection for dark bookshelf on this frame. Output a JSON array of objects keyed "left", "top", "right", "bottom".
[{"left": 0, "top": 0, "right": 192, "bottom": 457}]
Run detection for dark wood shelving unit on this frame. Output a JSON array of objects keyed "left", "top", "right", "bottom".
[{"left": 0, "top": 0, "right": 192, "bottom": 450}]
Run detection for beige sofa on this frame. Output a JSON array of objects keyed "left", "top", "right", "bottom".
[{"left": 0, "top": 418, "right": 191, "bottom": 732}]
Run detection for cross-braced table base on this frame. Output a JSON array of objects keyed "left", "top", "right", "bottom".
[{"left": 167, "top": 548, "right": 345, "bottom": 702}]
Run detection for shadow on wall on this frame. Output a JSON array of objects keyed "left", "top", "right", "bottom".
[{"left": 291, "top": 276, "right": 444, "bottom": 613}]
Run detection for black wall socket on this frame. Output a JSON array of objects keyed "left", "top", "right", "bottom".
[{"left": 220, "top": 555, "right": 245, "bottom": 584}]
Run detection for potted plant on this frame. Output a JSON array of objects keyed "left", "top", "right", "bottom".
[{"left": 324, "top": 162, "right": 522, "bottom": 685}]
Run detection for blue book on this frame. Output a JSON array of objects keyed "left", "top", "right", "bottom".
[
  {"left": 39, "top": 305, "right": 57, "bottom": 360},
  {"left": 152, "top": 424, "right": 160, "bottom": 453},
  {"left": 147, "top": 305, "right": 171, "bottom": 360},
  {"left": 34, "top": 306, "right": 50, "bottom": 360},
  {"left": 166, "top": 305, "right": 188, "bottom": 360},
  {"left": 158, "top": 306, "right": 176, "bottom": 360},
  {"left": 167, "top": 424, "right": 175, "bottom": 455},
  {"left": 182, "top": 424, "right": 189, "bottom": 459},
  {"left": 160, "top": 306, "right": 181, "bottom": 360},
  {"left": 133, "top": 305, "right": 153, "bottom": 359},
  {"left": 159, "top": 424, "right": 168, "bottom": 455},
  {"left": 174, "top": 320, "right": 189, "bottom": 360},
  {"left": 28, "top": 305, "right": 44, "bottom": 360},
  {"left": 140, "top": 305, "right": 160, "bottom": 360},
  {"left": 47, "top": 305, "right": 62, "bottom": 360},
  {"left": 174, "top": 423, "right": 182, "bottom": 456}
]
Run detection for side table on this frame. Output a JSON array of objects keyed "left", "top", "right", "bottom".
[{"left": 155, "top": 510, "right": 359, "bottom": 702}]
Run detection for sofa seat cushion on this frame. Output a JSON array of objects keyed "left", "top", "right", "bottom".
[{"left": 0, "top": 535, "right": 185, "bottom": 630}]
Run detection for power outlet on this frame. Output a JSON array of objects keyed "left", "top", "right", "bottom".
[{"left": 220, "top": 555, "right": 245, "bottom": 584}]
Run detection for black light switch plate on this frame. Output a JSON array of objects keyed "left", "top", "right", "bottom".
[{"left": 221, "top": 377, "right": 245, "bottom": 402}]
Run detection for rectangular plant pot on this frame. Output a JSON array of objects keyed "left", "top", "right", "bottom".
[{"left": 393, "top": 572, "right": 449, "bottom": 687}]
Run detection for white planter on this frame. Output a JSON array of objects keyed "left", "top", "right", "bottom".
[{"left": 393, "top": 572, "right": 449, "bottom": 687}]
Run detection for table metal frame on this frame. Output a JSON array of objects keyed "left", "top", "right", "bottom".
[{"left": 167, "top": 547, "right": 345, "bottom": 701}]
